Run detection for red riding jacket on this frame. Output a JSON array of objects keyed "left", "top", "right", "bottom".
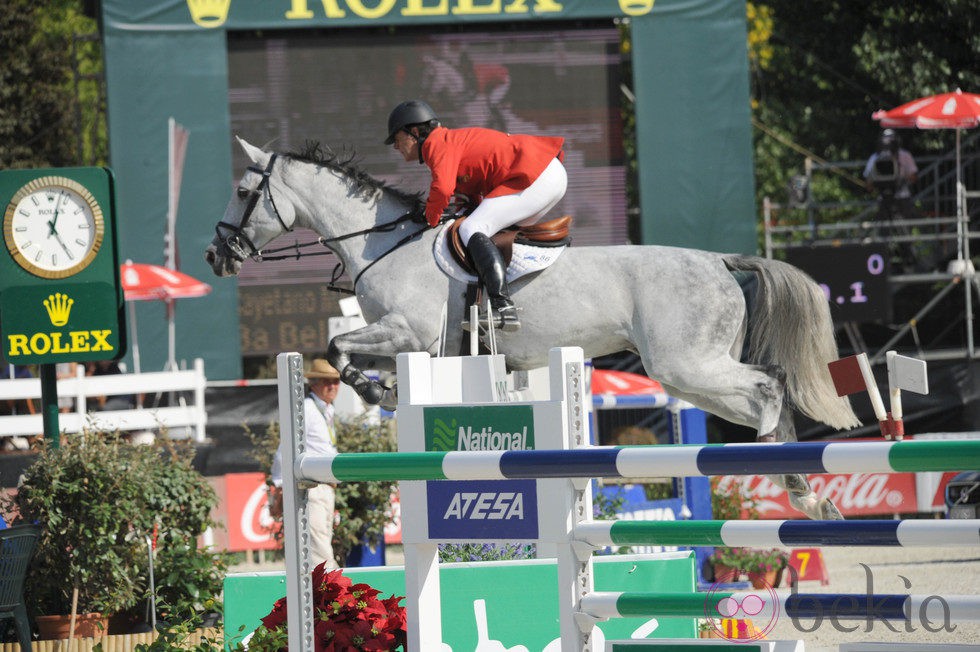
[{"left": 420, "top": 126, "right": 565, "bottom": 227}]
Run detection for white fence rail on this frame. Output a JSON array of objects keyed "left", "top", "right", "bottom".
[{"left": 0, "top": 358, "right": 206, "bottom": 441}]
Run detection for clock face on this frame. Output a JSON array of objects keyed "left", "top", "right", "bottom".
[{"left": 3, "top": 176, "right": 105, "bottom": 279}]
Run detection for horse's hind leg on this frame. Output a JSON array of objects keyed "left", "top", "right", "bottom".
[
  {"left": 658, "top": 361, "right": 842, "bottom": 520},
  {"left": 761, "top": 408, "right": 844, "bottom": 520}
]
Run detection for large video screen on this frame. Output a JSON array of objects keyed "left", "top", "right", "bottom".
[{"left": 227, "top": 24, "right": 627, "bottom": 289}]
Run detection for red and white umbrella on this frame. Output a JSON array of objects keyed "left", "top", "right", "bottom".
[
  {"left": 120, "top": 260, "right": 212, "bottom": 372},
  {"left": 873, "top": 89, "right": 980, "bottom": 259},
  {"left": 591, "top": 369, "right": 664, "bottom": 396},
  {"left": 872, "top": 89, "right": 980, "bottom": 130},
  {"left": 121, "top": 261, "right": 212, "bottom": 301}
]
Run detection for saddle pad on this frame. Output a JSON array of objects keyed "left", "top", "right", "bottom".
[{"left": 434, "top": 220, "right": 567, "bottom": 284}]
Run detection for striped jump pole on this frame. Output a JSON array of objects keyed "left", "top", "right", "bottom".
[
  {"left": 580, "top": 591, "right": 980, "bottom": 624},
  {"left": 297, "top": 439, "right": 980, "bottom": 484},
  {"left": 574, "top": 519, "right": 980, "bottom": 548}
]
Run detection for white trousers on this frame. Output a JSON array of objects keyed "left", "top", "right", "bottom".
[
  {"left": 307, "top": 483, "right": 338, "bottom": 568},
  {"left": 458, "top": 157, "right": 568, "bottom": 245}
]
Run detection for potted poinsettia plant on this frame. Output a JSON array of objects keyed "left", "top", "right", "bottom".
[{"left": 254, "top": 561, "right": 407, "bottom": 651}]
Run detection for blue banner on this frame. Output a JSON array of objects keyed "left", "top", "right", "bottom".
[{"left": 427, "top": 479, "right": 539, "bottom": 539}]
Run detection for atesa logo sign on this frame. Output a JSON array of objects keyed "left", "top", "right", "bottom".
[
  {"left": 424, "top": 406, "right": 538, "bottom": 540},
  {"left": 428, "top": 479, "right": 539, "bottom": 540}
]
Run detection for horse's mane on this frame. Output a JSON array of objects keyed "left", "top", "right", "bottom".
[{"left": 284, "top": 141, "right": 423, "bottom": 205}]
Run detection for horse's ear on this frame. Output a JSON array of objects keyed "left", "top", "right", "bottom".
[{"left": 236, "top": 136, "right": 268, "bottom": 164}]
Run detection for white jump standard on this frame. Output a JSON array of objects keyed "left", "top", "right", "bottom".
[{"left": 276, "top": 347, "right": 980, "bottom": 651}]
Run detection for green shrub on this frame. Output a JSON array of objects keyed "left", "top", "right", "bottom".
[{"left": 4, "top": 431, "right": 226, "bottom": 620}]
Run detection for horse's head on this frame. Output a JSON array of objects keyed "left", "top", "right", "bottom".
[{"left": 205, "top": 136, "right": 296, "bottom": 276}]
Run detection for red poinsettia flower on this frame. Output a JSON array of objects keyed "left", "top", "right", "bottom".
[
  {"left": 260, "top": 596, "right": 288, "bottom": 631},
  {"left": 256, "top": 561, "right": 407, "bottom": 651}
]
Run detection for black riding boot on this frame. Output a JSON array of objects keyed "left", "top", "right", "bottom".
[{"left": 467, "top": 232, "right": 521, "bottom": 332}]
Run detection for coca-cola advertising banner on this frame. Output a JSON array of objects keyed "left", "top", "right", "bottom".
[
  {"left": 224, "top": 473, "right": 280, "bottom": 551},
  {"left": 716, "top": 472, "right": 919, "bottom": 518},
  {"left": 216, "top": 473, "right": 403, "bottom": 552}
]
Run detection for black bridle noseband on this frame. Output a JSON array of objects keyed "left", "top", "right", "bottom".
[
  {"left": 214, "top": 154, "right": 291, "bottom": 263},
  {"left": 215, "top": 152, "right": 430, "bottom": 295}
]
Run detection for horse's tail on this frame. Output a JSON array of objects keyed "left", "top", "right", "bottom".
[{"left": 723, "top": 254, "right": 861, "bottom": 431}]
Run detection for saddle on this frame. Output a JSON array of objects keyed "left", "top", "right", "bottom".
[{"left": 447, "top": 215, "right": 573, "bottom": 275}]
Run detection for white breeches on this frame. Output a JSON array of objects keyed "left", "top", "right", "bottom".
[
  {"left": 458, "top": 157, "right": 568, "bottom": 245},
  {"left": 308, "top": 483, "right": 338, "bottom": 568}
]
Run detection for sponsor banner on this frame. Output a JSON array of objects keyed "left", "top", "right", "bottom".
[
  {"left": 114, "top": 0, "right": 655, "bottom": 31},
  {"left": 424, "top": 405, "right": 538, "bottom": 540},
  {"left": 224, "top": 553, "right": 697, "bottom": 647},
  {"left": 715, "top": 472, "right": 918, "bottom": 518},
  {"left": 224, "top": 472, "right": 279, "bottom": 551},
  {"left": 427, "top": 479, "right": 538, "bottom": 540},
  {"left": 423, "top": 405, "right": 535, "bottom": 452}
]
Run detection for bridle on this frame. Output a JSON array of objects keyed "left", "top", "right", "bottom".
[
  {"left": 215, "top": 152, "right": 430, "bottom": 295},
  {"left": 214, "top": 154, "right": 291, "bottom": 263}
]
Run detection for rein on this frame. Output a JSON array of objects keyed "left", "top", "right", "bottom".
[
  {"left": 218, "top": 152, "right": 430, "bottom": 295},
  {"left": 259, "top": 210, "right": 429, "bottom": 295}
]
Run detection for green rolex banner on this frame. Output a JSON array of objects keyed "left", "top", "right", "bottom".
[{"left": 104, "top": 0, "right": 659, "bottom": 30}]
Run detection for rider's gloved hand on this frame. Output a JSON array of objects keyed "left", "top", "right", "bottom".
[{"left": 445, "top": 193, "right": 473, "bottom": 218}]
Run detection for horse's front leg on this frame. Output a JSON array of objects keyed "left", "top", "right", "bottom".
[{"left": 326, "top": 313, "right": 426, "bottom": 411}]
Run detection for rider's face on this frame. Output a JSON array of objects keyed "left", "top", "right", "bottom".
[{"left": 393, "top": 129, "right": 419, "bottom": 162}]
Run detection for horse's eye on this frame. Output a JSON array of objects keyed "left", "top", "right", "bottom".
[{"left": 237, "top": 187, "right": 249, "bottom": 200}]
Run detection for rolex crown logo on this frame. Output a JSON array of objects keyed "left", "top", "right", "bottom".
[
  {"left": 44, "top": 293, "right": 74, "bottom": 327},
  {"left": 186, "top": 0, "right": 231, "bottom": 27}
]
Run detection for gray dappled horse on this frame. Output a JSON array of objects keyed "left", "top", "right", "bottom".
[{"left": 205, "top": 137, "right": 860, "bottom": 520}]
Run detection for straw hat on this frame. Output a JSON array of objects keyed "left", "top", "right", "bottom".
[{"left": 305, "top": 359, "right": 340, "bottom": 380}]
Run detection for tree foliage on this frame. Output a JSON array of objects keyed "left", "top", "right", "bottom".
[
  {"left": 750, "top": 0, "right": 980, "bottom": 212},
  {"left": 0, "top": 0, "right": 104, "bottom": 168}
]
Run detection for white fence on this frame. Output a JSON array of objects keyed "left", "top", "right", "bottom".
[{"left": 0, "top": 358, "right": 206, "bottom": 442}]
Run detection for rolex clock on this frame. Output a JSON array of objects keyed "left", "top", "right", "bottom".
[
  {"left": 3, "top": 175, "right": 105, "bottom": 279},
  {"left": 0, "top": 167, "right": 125, "bottom": 365}
]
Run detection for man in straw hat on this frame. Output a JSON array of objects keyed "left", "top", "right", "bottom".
[{"left": 269, "top": 359, "right": 342, "bottom": 567}]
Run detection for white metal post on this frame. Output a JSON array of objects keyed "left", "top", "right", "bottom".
[{"left": 278, "top": 352, "right": 314, "bottom": 652}]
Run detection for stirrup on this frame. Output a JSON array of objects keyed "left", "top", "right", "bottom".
[{"left": 461, "top": 305, "right": 521, "bottom": 333}]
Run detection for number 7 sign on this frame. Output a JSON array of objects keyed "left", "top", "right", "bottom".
[{"left": 787, "top": 548, "right": 830, "bottom": 586}]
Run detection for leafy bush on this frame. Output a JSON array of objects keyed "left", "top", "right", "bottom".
[
  {"left": 332, "top": 417, "right": 399, "bottom": 564},
  {"left": 437, "top": 542, "right": 536, "bottom": 563},
  {"left": 4, "top": 430, "right": 226, "bottom": 619}
]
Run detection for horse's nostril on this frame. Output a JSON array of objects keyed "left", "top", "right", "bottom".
[{"left": 205, "top": 249, "right": 215, "bottom": 264}]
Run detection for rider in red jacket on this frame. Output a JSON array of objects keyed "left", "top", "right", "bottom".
[{"left": 386, "top": 100, "right": 567, "bottom": 332}]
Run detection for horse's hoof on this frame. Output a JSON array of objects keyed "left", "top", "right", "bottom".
[
  {"left": 819, "top": 499, "right": 844, "bottom": 520},
  {"left": 379, "top": 386, "right": 398, "bottom": 411},
  {"left": 356, "top": 381, "right": 385, "bottom": 405}
]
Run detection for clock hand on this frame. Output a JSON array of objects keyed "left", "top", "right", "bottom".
[
  {"left": 47, "top": 194, "right": 65, "bottom": 237},
  {"left": 50, "top": 228, "right": 74, "bottom": 260}
]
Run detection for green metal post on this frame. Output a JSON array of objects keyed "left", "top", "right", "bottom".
[{"left": 39, "top": 363, "right": 60, "bottom": 449}]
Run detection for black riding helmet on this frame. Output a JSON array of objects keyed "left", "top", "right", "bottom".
[{"left": 384, "top": 100, "right": 438, "bottom": 145}]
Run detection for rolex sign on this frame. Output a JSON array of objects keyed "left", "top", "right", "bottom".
[{"left": 0, "top": 168, "right": 125, "bottom": 364}]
